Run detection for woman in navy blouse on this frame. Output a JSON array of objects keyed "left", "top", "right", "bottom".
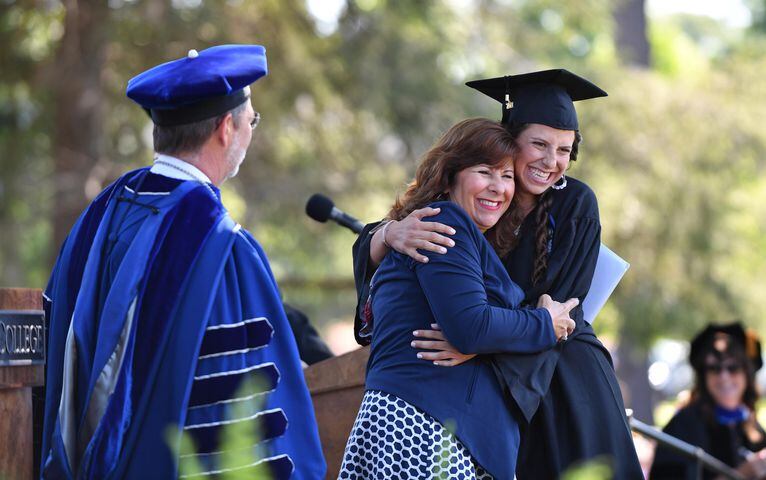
[{"left": 339, "top": 118, "right": 579, "bottom": 479}]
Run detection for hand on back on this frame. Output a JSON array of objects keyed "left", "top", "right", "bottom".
[
  {"left": 412, "top": 323, "right": 476, "bottom": 367},
  {"left": 383, "top": 207, "right": 456, "bottom": 264}
]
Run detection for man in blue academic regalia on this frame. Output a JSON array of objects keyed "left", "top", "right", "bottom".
[{"left": 40, "top": 45, "right": 326, "bottom": 480}]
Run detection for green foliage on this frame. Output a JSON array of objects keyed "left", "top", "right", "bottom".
[
  {"left": 0, "top": 2, "right": 61, "bottom": 285},
  {"left": 172, "top": 377, "right": 274, "bottom": 479},
  {"left": 649, "top": 19, "right": 710, "bottom": 77},
  {"left": 745, "top": 0, "right": 766, "bottom": 33},
  {"left": 585, "top": 61, "right": 766, "bottom": 346},
  {"left": 561, "top": 456, "right": 613, "bottom": 480},
  {"left": 1, "top": 0, "right": 765, "bottom": 354}
]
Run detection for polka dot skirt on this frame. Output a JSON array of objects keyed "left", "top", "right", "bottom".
[{"left": 338, "top": 390, "right": 494, "bottom": 479}]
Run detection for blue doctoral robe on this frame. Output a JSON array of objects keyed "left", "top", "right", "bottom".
[{"left": 41, "top": 169, "right": 325, "bottom": 479}]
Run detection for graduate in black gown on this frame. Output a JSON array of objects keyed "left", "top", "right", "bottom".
[
  {"left": 352, "top": 70, "right": 643, "bottom": 479},
  {"left": 650, "top": 323, "right": 766, "bottom": 480}
]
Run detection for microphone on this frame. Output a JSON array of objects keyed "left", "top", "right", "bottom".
[{"left": 306, "top": 193, "right": 365, "bottom": 234}]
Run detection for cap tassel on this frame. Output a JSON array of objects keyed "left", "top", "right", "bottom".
[
  {"left": 501, "top": 76, "right": 513, "bottom": 124},
  {"left": 746, "top": 329, "right": 759, "bottom": 361}
]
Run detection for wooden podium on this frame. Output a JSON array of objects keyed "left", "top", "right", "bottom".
[
  {"left": 304, "top": 346, "right": 369, "bottom": 479},
  {"left": 0, "top": 288, "right": 45, "bottom": 480}
]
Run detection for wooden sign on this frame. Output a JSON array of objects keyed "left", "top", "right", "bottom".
[
  {"left": 0, "top": 288, "right": 45, "bottom": 480},
  {"left": 0, "top": 311, "right": 45, "bottom": 366}
]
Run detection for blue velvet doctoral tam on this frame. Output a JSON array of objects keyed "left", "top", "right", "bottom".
[{"left": 40, "top": 169, "right": 325, "bottom": 479}]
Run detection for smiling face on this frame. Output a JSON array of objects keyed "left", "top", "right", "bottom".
[
  {"left": 704, "top": 354, "right": 747, "bottom": 410},
  {"left": 448, "top": 159, "right": 515, "bottom": 232},
  {"left": 513, "top": 123, "right": 575, "bottom": 208}
]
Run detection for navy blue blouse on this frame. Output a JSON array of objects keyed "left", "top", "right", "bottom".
[{"left": 365, "top": 201, "right": 555, "bottom": 479}]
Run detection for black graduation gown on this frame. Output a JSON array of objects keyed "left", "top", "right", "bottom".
[
  {"left": 649, "top": 402, "right": 766, "bottom": 480},
  {"left": 351, "top": 177, "right": 643, "bottom": 479}
]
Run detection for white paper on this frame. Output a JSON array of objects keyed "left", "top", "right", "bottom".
[{"left": 582, "top": 244, "right": 630, "bottom": 324}]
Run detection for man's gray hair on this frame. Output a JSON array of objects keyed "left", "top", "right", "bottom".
[{"left": 153, "top": 101, "right": 247, "bottom": 156}]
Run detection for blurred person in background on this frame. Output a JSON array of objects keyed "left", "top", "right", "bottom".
[{"left": 650, "top": 322, "right": 766, "bottom": 480}]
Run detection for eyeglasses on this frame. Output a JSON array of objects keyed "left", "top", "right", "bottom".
[
  {"left": 250, "top": 112, "right": 261, "bottom": 130},
  {"left": 705, "top": 362, "right": 743, "bottom": 375}
]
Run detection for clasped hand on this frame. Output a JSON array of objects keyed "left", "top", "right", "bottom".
[
  {"left": 412, "top": 295, "right": 577, "bottom": 367},
  {"left": 538, "top": 294, "right": 577, "bottom": 342}
]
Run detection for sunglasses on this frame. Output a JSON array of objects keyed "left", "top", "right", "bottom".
[{"left": 704, "top": 363, "right": 743, "bottom": 375}]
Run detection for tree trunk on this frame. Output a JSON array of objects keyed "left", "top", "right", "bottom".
[
  {"left": 51, "top": 0, "right": 110, "bottom": 256},
  {"left": 613, "top": 0, "right": 650, "bottom": 67}
]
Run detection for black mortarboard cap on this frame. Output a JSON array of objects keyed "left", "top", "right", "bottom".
[
  {"left": 689, "top": 322, "right": 763, "bottom": 372},
  {"left": 465, "top": 69, "right": 607, "bottom": 130}
]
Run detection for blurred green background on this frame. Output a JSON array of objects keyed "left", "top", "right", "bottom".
[{"left": 2, "top": 0, "right": 766, "bottom": 429}]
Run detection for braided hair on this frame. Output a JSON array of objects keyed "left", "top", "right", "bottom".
[{"left": 505, "top": 123, "right": 583, "bottom": 287}]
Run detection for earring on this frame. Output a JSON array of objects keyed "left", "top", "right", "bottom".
[{"left": 551, "top": 176, "right": 567, "bottom": 190}]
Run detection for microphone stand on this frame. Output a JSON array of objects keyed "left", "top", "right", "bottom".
[{"left": 627, "top": 410, "right": 745, "bottom": 480}]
